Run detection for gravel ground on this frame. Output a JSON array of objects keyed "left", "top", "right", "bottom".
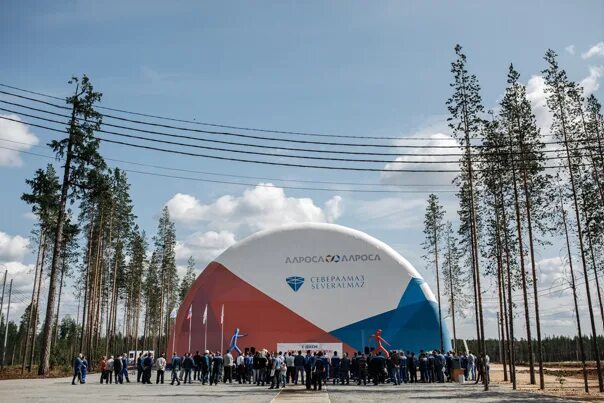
[{"left": 0, "top": 371, "right": 574, "bottom": 402}]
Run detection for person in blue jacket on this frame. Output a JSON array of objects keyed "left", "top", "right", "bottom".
[
  {"left": 170, "top": 352, "right": 182, "bottom": 385},
  {"left": 80, "top": 356, "right": 88, "bottom": 384},
  {"left": 142, "top": 352, "right": 153, "bottom": 384},
  {"left": 330, "top": 352, "right": 341, "bottom": 384},
  {"left": 122, "top": 353, "right": 130, "bottom": 383},
  {"left": 71, "top": 353, "right": 83, "bottom": 385}
]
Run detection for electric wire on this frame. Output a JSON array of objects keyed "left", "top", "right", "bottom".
[
  {"left": 0, "top": 82, "right": 488, "bottom": 141},
  {"left": 0, "top": 114, "right": 594, "bottom": 173},
  {"left": 1, "top": 97, "right": 596, "bottom": 160},
  {"left": 0, "top": 137, "right": 458, "bottom": 188},
  {"left": 0, "top": 88, "right": 591, "bottom": 151},
  {"left": 0, "top": 104, "right": 576, "bottom": 165},
  {"left": 0, "top": 145, "right": 461, "bottom": 193}
]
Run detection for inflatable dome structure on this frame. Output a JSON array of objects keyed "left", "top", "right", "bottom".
[{"left": 169, "top": 223, "right": 451, "bottom": 355}]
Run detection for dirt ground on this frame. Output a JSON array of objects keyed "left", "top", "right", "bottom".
[
  {"left": 0, "top": 365, "right": 72, "bottom": 380},
  {"left": 490, "top": 362, "right": 604, "bottom": 402}
]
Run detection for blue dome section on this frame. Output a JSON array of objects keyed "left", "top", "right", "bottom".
[{"left": 330, "top": 278, "right": 452, "bottom": 353}]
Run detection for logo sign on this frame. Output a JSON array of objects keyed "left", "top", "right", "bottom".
[
  {"left": 286, "top": 276, "right": 305, "bottom": 292},
  {"left": 277, "top": 342, "right": 342, "bottom": 357},
  {"left": 285, "top": 253, "right": 380, "bottom": 264}
]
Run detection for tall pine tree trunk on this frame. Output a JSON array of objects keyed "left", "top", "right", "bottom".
[
  {"left": 446, "top": 240, "right": 457, "bottom": 351},
  {"left": 38, "top": 84, "right": 81, "bottom": 375},
  {"left": 520, "top": 165, "right": 545, "bottom": 389},
  {"left": 581, "top": 200, "right": 604, "bottom": 337},
  {"left": 561, "top": 196, "right": 589, "bottom": 393},
  {"left": 79, "top": 219, "right": 95, "bottom": 354},
  {"left": 499, "top": 187, "right": 516, "bottom": 389},
  {"left": 433, "top": 227, "right": 444, "bottom": 352},
  {"left": 494, "top": 212, "right": 508, "bottom": 382},
  {"left": 53, "top": 255, "right": 67, "bottom": 349},
  {"left": 508, "top": 136, "right": 535, "bottom": 384},
  {"left": 22, "top": 230, "right": 44, "bottom": 373},
  {"left": 557, "top": 92, "right": 604, "bottom": 392}
]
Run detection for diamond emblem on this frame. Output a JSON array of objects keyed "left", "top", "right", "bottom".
[{"left": 286, "top": 276, "right": 305, "bottom": 292}]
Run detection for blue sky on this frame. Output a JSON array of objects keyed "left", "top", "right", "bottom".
[{"left": 1, "top": 0, "right": 603, "bottom": 337}]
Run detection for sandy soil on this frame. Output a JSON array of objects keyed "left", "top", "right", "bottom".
[{"left": 490, "top": 362, "right": 604, "bottom": 402}]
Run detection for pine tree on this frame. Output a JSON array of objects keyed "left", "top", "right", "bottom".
[
  {"left": 543, "top": 49, "right": 604, "bottom": 392},
  {"left": 422, "top": 194, "right": 446, "bottom": 352},
  {"left": 38, "top": 75, "right": 105, "bottom": 375},
  {"left": 77, "top": 168, "right": 111, "bottom": 358},
  {"left": 153, "top": 207, "right": 177, "bottom": 354},
  {"left": 143, "top": 252, "right": 162, "bottom": 352},
  {"left": 557, "top": 186, "right": 589, "bottom": 393},
  {"left": 20, "top": 164, "right": 60, "bottom": 373},
  {"left": 500, "top": 64, "right": 550, "bottom": 388},
  {"left": 105, "top": 168, "right": 135, "bottom": 354},
  {"left": 446, "top": 45, "right": 487, "bottom": 389},
  {"left": 478, "top": 116, "right": 515, "bottom": 385},
  {"left": 179, "top": 256, "right": 198, "bottom": 302},
  {"left": 125, "top": 228, "right": 147, "bottom": 355},
  {"left": 441, "top": 221, "right": 467, "bottom": 352}
]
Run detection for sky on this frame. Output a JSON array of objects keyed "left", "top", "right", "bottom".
[{"left": 0, "top": 0, "right": 603, "bottom": 340}]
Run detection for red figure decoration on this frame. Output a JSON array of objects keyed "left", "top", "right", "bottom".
[{"left": 370, "top": 329, "right": 391, "bottom": 358}]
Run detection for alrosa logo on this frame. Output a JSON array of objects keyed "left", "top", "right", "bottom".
[
  {"left": 285, "top": 253, "right": 380, "bottom": 264},
  {"left": 286, "top": 276, "right": 305, "bottom": 292}
]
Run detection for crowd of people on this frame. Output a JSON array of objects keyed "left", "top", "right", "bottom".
[{"left": 70, "top": 348, "right": 490, "bottom": 390}]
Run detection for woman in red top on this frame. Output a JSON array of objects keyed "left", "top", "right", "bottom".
[{"left": 100, "top": 356, "right": 108, "bottom": 384}]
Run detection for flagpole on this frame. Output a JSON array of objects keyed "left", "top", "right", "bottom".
[
  {"left": 188, "top": 317, "right": 193, "bottom": 353},
  {"left": 170, "top": 309, "right": 177, "bottom": 354},
  {"left": 204, "top": 304, "right": 208, "bottom": 352},
  {"left": 172, "top": 318, "right": 176, "bottom": 354},
  {"left": 220, "top": 304, "right": 224, "bottom": 353}
]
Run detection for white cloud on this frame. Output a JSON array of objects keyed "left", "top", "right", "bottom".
[
  {"left": 324, "top": 195, "right": 343, "bottom": 222},
  {"left": 0, "top": 114, "right": 39, "bottom": 167},
  {"left": 166, "top": 184, "right": 342, "bottom": 265},
  {"left": 380, "top": 125, "right": 461, "bottom": 187},
  {"left": 526, "top": 75, "right": 552, "bottom": 134},
  {"left": 0, "top": 231, "right": 30, "bottom": 261},
  {"left": 580, "top": 66, "right": 604, "bottom": 96},
  {"left": 166, "top": 184, "right": 342, "bottom": 236},
  {"left": 526, "top": 66, "right": 604, "bottom": 135},
  {"left": 0, "top": 260, "right": 35, "bottom": 294},
  {"left": 175, "top": 230, "right": 236, "bottom": 264},
  {"left": 564, "top": 45, "right": 575, "bottom": 55},
  {"left": 348, "top": 197, "right": 427, "bottom": 230},
  {"left": 582, "top": 41, "right": 604, "bottom": 59},
  {"left": 537, "top": 256, "right": 569, "bottom": 291}
]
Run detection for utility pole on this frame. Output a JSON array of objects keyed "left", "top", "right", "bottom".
[{"left": 1, "top": 279, "right": 13, "bottom": 368}]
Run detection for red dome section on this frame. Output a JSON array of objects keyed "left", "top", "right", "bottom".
[{"left": 168, "top": 262, "right": 354, "bottom": 358}]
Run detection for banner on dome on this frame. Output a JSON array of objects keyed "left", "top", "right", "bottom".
[{"left": 277, "top": 342, "right": 342, "bottom": 357}]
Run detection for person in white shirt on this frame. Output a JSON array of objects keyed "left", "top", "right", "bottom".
[
  {"left": 223, "top": 350, "right": 234, "bottom": 383},
  {"left": 156, "top": 353, "right": 167, "bottom": 384},
  {"left": 236, "top": 353, "right": 245, "bottom": 384},
  {"left": 285, "top": 352, "right": 295, "bottom": 384}
]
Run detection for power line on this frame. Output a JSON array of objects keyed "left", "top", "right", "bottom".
[
  {"left": 1, "top": 97, "right": 594, "bottom": 160},
  {"left": 0, "top": 115, "right": 593, "bottom": 173},
  {"left": 0, "top": 82, "right": 481, "bottom": 141},
  {"left": 0, "top": 88, "right": 587, "bottom": 151},
  {"left": 0, "top": 97, "right": 469, "bottom": 156},
  {"left": 0, "top": 145, "right": 461, "bottom": 193},
  {"left": 1, "top": 104, "right": 578, "bottom": 165},
  {"left": 0, "top": 106, "right": 596, "bottom": 170},
  {"left": 0, "top": 104, "right": 469, "bottom": 164},
  {"left": 0, "top": 137, "right": 459, "bottom": 188}
]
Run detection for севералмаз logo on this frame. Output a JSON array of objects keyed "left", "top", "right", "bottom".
[{"left": 286, "top": 276, "right": 305, "bottom": 292}]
